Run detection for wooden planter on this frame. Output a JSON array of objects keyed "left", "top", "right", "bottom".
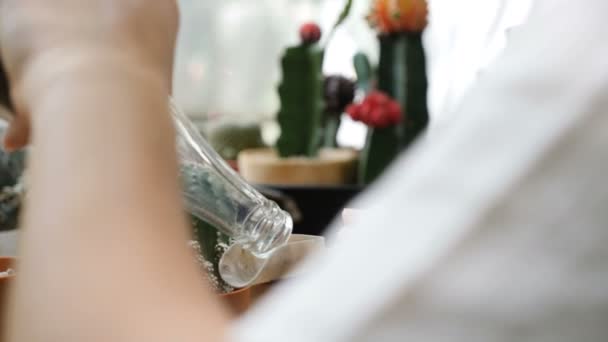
[
  {"left": 219, "top": 286, "right": 251, "bottom": 315},
  {"left": 237, "top": 148, "right": 358, "bottom": 186},
  {"left": 0, "top": 257, "right": 15, "bottom": 337}
]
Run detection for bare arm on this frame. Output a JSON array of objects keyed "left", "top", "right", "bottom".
[{"left": 1, "top": 2, "right": 228, "bottom": 341}]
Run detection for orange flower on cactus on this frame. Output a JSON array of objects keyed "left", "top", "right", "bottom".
[
  {"left": 368, "top": 0, "right": 428, "bottom": 34},
  {"left": 346, "top": 91, "right": 402, "bottom": 128}
]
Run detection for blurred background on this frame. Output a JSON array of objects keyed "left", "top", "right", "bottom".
[{"left": 173, "top": 0, "right": 376, "bottom": 148}]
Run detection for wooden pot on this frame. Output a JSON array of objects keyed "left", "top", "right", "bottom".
[
  {"left": 219, "top": 287, "right": 251, "bottom": 315},
  {"left": 0, "top": 257, "right": 15, "bottom": 338},
  {"left": 237, "top": 148, "right": 358, "bottom": 186}
]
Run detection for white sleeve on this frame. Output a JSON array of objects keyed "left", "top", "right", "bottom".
[
  {"left": 232, "top": 0, "right": 608, "bottom": 341},
  {"left": 424, "top": 0, "right": 532, "bottom": 129}
]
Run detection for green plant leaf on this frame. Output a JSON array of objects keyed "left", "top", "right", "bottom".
[
  {"left": 325, "top": 0, "right": 354, "bottom": 47},
  {"left": 333, "top": 0, "right": 353, "bottom": 30}
]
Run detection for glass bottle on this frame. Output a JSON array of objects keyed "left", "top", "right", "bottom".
[
  {"left": 171, "top": 100, "right": 292, "bottom": 257},
  {"left": 0, "top": 50, "right": 292, "bottom": 258}
]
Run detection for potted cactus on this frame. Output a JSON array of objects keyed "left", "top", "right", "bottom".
[
  {"left": 0, "top": 160, "right": 255, "bottom": 314},
  {"left": 0, "top": 256, "right": 16, "bottom": 333},
  {"left": 349, "top": 0, "right": 429, "bottom": 184},
  {"left": 237, "top": 1, "right": 359, "bottom": 187},
  {"left": 207, "top": 123, "right": 266, "bottom": 172},
  {"left": 179, "top": 161, "right": 254, "bottom": 313}
]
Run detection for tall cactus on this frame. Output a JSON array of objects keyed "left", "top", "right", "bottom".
[
  {"left": 401, "top": 33, "right": 428, "bottom": 148},
  {"left": 190, "top": 216, "right": 233, "bottom": 293},
  {"left": 276, "top": 0, "right": 354, "bottom": 158},
  {"left": 181, "top": 163, "right": 235, "bottom": 292},
  {"left": 378, "top": 34, "right": 428, "bottom": 150},
  {"left": 353, "top": 0, "right": 429, "bottom": 184},
  {"left": 355, "top": 52, "right": 402, "bottom": 184},
  {"left": 276, "top": 45, "right": 325, "bottom": 158},
  {"left": 353, "top": 53, "right": 400, "bottom": 184}
]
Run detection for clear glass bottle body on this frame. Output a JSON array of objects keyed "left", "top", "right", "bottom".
[{"left": 171, "top": 100, "right": 292, "bottom": 256}]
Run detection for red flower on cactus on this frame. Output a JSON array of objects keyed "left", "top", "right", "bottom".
[
  {"left": 368, "top": 0, "right": 428, "bottom": 34},
  {"left": 299, "top": 22, "right": 322, "bottom": 44},
  {"left": 346, "top": 91, "right": 402, "bottom": 128}
]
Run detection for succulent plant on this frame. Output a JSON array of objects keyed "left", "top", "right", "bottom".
[
  {"left": 368, "top": 0, "right": 428, "bottom": 35},
  {"left": 346, "top": 91, "right": 402, "bottom": 128},
  {"left": 347, "top": 90, "right": 403, "bottom": 184},
  {"left": 0, "top": 125, "right": 26, "bottom": 231},
  {"left": 275, "top": 0, "right": 354, "bottom": 158},
  {"left": 181, "top": 162, "right": 237, "bottom": 293},
  {"left": 275, "top": 43, "right": 325, "bottom": 158},
  {"left": 353, "top": 52, "right": 374, "bottom": 93},
  {"left": 299, "top": 22, "right": 322, "bottom": 45},
  {"left": 349, "top": 0, "right": 429, "bottom": 184},
  {"left": 190, "top": 216, "right": 233, "bottom": 293},
  {"left": 208, "top": 123, "right": 265, "bottom": 160}
]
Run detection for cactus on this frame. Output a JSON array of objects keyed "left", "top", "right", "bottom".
[
  {"left": 276, "top": 44, "right": 325, "bottom": 158},
  {"left": 0, "top": 61, "right": 13, "bottom": 112},
  {"left": 401, "top": 33, "right": 428, "bottom": 148},
  {"left": 353, "top": 52, "right": 400, "bottom": 184},
  {"left": 359, "top": 126, "right": 401, "bottom": 184},
  {"left": 276, "top": 0, "right": 354, "bottom": 158},
  {"left": 353, "top": 0, "right": 428, "bottom": 184},
  {"left": 354, "top": 52, "right": 374, "bottom": 93},
  {"left": 356, "top": 34, "right": 428, "bottom": 184},
  {"left": 208, "top": 123, "right": 265, "bottom": 160},
  {"left": 181, "top": 163, "right": 236, "bottom": 293},
  {"left": 368, "top": 0, "right": 428, "bottom": 34},
  {"left": 378, "top": 33, "right": 428, "bottom": 150},
  {"left": 190, "top": 216, "right": 233, "bottom": 293}
]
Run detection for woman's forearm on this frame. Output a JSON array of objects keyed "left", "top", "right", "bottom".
[{"left": 10, "top": 59, "right": 228, "bottom": 341}]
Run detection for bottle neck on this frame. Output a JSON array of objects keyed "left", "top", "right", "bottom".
[{"left": 241, "top": 202, "right": 293, "bottom": 256}]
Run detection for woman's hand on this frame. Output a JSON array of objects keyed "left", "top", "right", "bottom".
[
  {"left": 0, "top": 0, "right": 178, "bottom": 150},
  {"left": 2, "top": 2, "right": 229, "bottom": 341}
]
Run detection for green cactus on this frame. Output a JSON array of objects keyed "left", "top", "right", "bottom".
[
  {"left": 190, "top": 216, "right": 233, "bottom": 293},
  {"left": 208, "top": 123, "right": 265, "bottom": 160},
  {"left": 354, "top": 52, "right": 373, "bottom": 93},
  {"left": 276, "top": 45, "right": 325, "bottom": 158},
  {"left": 354, "top": 51, "right": 401, "bottom": 184},
  {"left": 181, "top": 163, "right": 235, "bottom": 293},
  {"left": 359, "top": 126, "right": 401, "bottom": 184},
  {"left": 322, "top": 115, "right": 341, "bottom": 148},
  {"left": 377, "top": 33, "right": 428, "bottom": 149},
  {"left": 0, "top": 62, "right": 13, "bottom": 112},
  {"left": 358, "top": 33, "right": 428, "bottom": 184},
  {"left": 276, "top": 0, "right": 354, "bottom": 158},
  {"left": 401, "top": 33, "right": 429, "bottom": 149}
]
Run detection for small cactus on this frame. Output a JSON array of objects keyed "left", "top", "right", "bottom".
[
  {"left": 350, "top": 0, "right": 429, "bottom": 184},
  {"left": 276, "top": 35, "right": 325, "bottom": 158},
  {"left": 275, "top": 0, "right": 354, "bottom": 158},
  {"left": 208, "top": 123, "right": 265, "bottom": 160},
  {"left": 347, "top": 91, "right": 403, "bottom": 183},
  {"left": 190, "top": 216, "right": 233, "bottom": 293},
  {"left": 368, "top": 0, "right": 428, "bottom": 34},
  {"left": 353, "top": 52, "right": 374, "bottom": 93},
  {"left": 299, "top": 22, "right": 322, "bottom": 45},
  {"left": 181, "top": 163, "right": 236, "bottom": 293}
]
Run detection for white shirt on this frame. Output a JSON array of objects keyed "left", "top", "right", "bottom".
[
  {"left": 425, "top": 0, "right": 532, "bottom": 130},
  {"left": 233, "top": 0, "right": 608, "bottom": 341}
]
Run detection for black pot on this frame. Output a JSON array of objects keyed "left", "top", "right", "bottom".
[{"left": 255, "top": 185, "right": 363, "bottom": 236}]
